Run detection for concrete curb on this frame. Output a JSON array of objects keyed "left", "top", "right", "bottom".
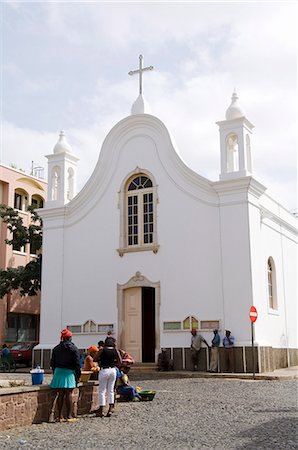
[{"left": 130, "top": 370, "right": 298, "bottom": 382}]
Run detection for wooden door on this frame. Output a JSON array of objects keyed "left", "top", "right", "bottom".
[{"left": 124, "top": 287, "right": 142, "bottom": 362}]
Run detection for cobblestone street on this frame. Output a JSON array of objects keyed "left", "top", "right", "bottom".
[{"left": 1, "top": 378, "right": 297, "bottom": 449}]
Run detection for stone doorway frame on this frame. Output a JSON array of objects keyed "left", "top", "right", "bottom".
[{"left": 117, "top": 271, "right": 161, "bottom": 361}]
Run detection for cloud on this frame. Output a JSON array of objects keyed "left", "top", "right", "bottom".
[
  {"left": 1, "top": 1, "right": 296, "bottom": 212},
  {"left": 0, "top": 122, "right": 55, "bottom": 176}
]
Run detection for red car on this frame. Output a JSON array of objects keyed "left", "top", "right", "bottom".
[{"left": 10, "top": 342, "right": 38, "bottom": 366}]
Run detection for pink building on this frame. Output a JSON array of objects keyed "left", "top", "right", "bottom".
[{"left": 0, "top": 164, "right": 47, "bottom": 346}]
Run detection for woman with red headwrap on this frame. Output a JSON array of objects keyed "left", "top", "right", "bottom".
[{"left": 49, "top": 329, "right": 81, "bottom": 423}]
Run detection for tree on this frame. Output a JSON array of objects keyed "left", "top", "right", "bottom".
[{"left": 0, "top": 204, "right": 42, "bottom": 298}]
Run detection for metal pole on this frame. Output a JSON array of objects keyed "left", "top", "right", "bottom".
[{"left": 251, "top": 321, "right": 255, "bottom": 380}]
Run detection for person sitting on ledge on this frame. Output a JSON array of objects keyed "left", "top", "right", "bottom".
[
  {"left": 157, "top": 349, "right": 174, "bottom": 371},
  {"left": 116, "top": 366, "right": 140, "bottom": 401},
  {"left": 84, "top": 346, "right": 100, "bottom": 379}
]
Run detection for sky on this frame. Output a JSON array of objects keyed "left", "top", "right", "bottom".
[{"left": 1, "top": 1, "right": 297, "bottom": 211}]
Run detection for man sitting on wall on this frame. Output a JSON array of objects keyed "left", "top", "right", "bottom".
[{"left": 157, "top": 349, "right": 174, "bottom": 371}]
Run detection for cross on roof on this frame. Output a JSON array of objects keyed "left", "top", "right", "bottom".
[{"left": 128, "top": 54, "right": 154, "bottom": 95}]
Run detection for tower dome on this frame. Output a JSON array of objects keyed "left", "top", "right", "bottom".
[
  {"left": 53, "top": 130, "right": 72, "bottom": 154},
  {"left": 225, "top": 91, "right": 244, "bottom": 120}
]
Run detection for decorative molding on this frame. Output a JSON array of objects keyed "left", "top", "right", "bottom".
[
  {"left": 117, "top": 271, "right": 160, "bottom": 290},
  {"left": 260, "top": 207, "right": 298, "bottom": 235},
  {"left": 213, "top": 176, "right": 266, "bottom": 199},
  {"left": 117, "top": 244, "right": 159, "bottom": 257}
]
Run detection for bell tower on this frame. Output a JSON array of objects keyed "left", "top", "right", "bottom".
[
  {"left": 216, "top": 91, "right": 254, "bottom": 181},
  {"left": 46, "top": 130, "right": 79, "bottom": 207}
]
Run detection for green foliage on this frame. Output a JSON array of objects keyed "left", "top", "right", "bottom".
[{"left": 0, "top": 204, "right": 43, "bottom": 298}]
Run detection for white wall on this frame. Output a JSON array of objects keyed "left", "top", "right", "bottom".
[
  {"left": 250, "top": 194, "right": 298, "bottom": 349},
  {"left": 38, "top": 114, "right": 297, "bottom": 354}
]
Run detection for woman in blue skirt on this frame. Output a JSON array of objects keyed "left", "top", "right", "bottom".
[{"left": 49, "top": 329, "right": 81, "bottom": 422}]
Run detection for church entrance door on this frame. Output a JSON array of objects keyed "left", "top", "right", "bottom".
[
  {"left": 142, "top": 287, "right": 155, "bottom": 362},
  {"left": 123, "top": 286, "right": 155, "bottom": 363},
  {"left": 124, "top": 287, "right": 142, "bottom": 362}
]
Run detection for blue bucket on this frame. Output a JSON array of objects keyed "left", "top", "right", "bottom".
[{"left": 31, "top": 372, "right": 44, "bottom": 385}]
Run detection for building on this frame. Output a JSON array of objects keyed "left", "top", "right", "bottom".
[
  {"left": 35, "top": 89, "right": 297, "bottom": 373},
  {"left": 0, "top": 164, "right": 47, "bottom": 345}
]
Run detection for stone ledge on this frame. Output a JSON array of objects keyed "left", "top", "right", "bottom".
[
  {"left": 0, "top": 380, "right": 99, "bottom": 397},
  {"left": 0, "top": 381, "right": 100, "bottom": 431}
]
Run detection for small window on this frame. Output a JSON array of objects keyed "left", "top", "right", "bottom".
[
  {"left": 31, "top": 195, "right": 44, "bottom": 209},
  {"left": 12, "top": 231, "right": 25, "bottom": 252},
  {"left": 51, "top": 166, "right": 61, "bottom": 201},
  {"left": 83, "top": 320, "right": 97, "bottom": 333},
  {"left": 183, "top": 316, "right": 198, "bottom": 330},
  {"left": 67, "top": 325, "right": 82, "bottom": 334},
  {"left": 97, "top": 324, "right": 114, "bottom": 333},
  {"left": 14, "top": 189, "right": 28, "bottom": 211},
  {"left": 200, "top": 320, "right": 220, "bottom": 330},
  {"left": 268, "top": 257, "right": 278, "bottom": 310},
  {"left": 226, "top": 133, "right": 239, "bottom": 172},
  {"left": 67, "top": 167, "right": 74, "bottom": 201},
  {"left": 6, "top": 313, "right": 38, "bottom": 342},
  {"left": 30, "top": 239, "right": 38, "bottom": 255},
  {"left": 163, "top": 322, "right": 181, "bottom": 331},
  {"left": 14, "top": 193, "right": 22, "bottom": 210},
  {"left": 182, "top": 317, "right": 190, "bottom": 330}
]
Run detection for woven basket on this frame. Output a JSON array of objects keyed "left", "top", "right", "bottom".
[
  {"left": 79, "top": 371, "right": 92, "bottom": 382},
  {"left": 139, "top": 390, "right": 156, "bottom": 401}
]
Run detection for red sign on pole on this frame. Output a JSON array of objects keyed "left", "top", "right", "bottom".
[{"left": 249, "top": 306, "right": 258, "bottom": 323}]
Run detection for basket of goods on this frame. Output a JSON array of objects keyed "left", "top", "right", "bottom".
[
  {"left": 119, "top": 349, "right": 135, "bottom": 366},
  {"left": 79, "top": 371, "right": 92, "bottom": 382},
  {"left": 138, "top": 389, "right": 156, "bottom": 401}
]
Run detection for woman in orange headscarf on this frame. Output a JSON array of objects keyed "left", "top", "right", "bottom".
[{"left": 84, "top": 346, "right": 100, "bottom": 379}]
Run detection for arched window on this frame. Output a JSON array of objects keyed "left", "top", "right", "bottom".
[
  {"left": 51, "top": 166, "right": 60, "bottom": 201},
  {"left": 67, "top": 167, "right": 74, "bottom": 201},
  {"left": 117, "top": 170, "right": 159, "bottom": 256},
  {"left": 267, "top": 257, "right": 277, "bottom": 310},
  {"left": 127, "top": 175, "right": 154, "bottom": 246},
  {"left": 14, "top": 189, "right": 28, "bottom": 211},
  {"left": 83, "top": 320, "right": 97, "bottom": 333},
  {"left": 246, "top": 134, "right": 252, "bottom": 173},
  {"left": 226, "top": 133, "right": 239, "bottom": 172},
  {"left": 183, "top": 316, "right": 199, "bottom": 330},
  {"left": 31, "top": 195, "right": 44, "bottom": 209}
]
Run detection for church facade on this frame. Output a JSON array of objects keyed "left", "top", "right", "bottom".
[{"left": 35, "top": 88, "right": 297, "bottom": 373}]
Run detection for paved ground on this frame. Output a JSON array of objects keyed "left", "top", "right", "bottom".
[{"left": 0, "top": 377, "right": 297, "bottom": 449}]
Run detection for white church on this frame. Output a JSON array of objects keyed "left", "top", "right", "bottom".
[{"left": 35, "top": 57, "right": 297, "bottom": 373}]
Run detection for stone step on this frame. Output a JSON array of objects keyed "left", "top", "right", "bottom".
[
  {"left": 130, "top": 364, "right": 157, "bottom": 372},
  {"left": 129, "top": 363, "right": 158, "bottom": 380}
]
